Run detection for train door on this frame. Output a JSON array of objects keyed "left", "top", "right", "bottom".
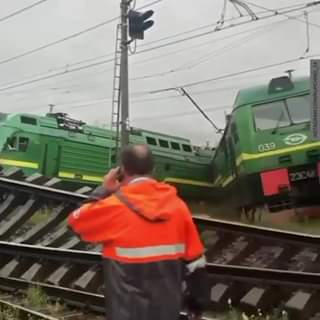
[{"left": 43, "top": 143, "right": 60, "bottom": 177}]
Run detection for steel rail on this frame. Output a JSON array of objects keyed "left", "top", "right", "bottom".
[
  {"left": 195, "top": 215, "right": 320, "bottom": 245},
  {"left": 0, "top": 277, "right": 213, "bottom": 320},
  {"left": 206, "top": 263, "right": 320, "bottom": 289},
  {"left": 0, "top": 298, "right": 59, "bottom": 320},
  {"left": 0, "top": 277, "right": 105, "bottom": 313},
  {"left": 1, "top": 241, "right": 320, "bottom": 289},
  {"left": 1, "top": 176, "right": 320, "bottom": 246},
  {"left": 0, "top": 177, "right": 87, "bottom": 203},
  {"left": 0, "top": 240, "right": 101, "bottom": 265}
]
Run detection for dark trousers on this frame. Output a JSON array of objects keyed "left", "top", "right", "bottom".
[{"left": 103, "top": 259, "right": 183, "bottom": 320}]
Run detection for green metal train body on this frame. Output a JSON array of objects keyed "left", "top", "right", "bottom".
[
  {"left": 0, "top": 112, "right": 214, "bottom": 199},
  {"left": 212, "top": 76, "right": 319, "bottom": 211}
]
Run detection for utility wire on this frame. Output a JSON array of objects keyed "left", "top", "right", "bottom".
[
  {"left": 0, "top": 1, "right": 313, "bottom": 92},
  {"left": 15, "top": 72, "right": 279, "bottom": 112},
  {"left": 0, "top": 17, "right": 118, "bottom": 67},
  {"left": 0, "top": 53, "right": 115, "bottom": 91},
  {"left": 138, "top": 2, "right": 312, "bottom": 48},
  {"left": 149, "top": 53, "right": 320, "bottom": 94},
  {"left": 0, "top": 49, "right": 312, "bottom": 96},
  {"left": 0, "top": 2, "right": 316, "bottom": 94},
  {"left": 138, "top": 0, "right": 163, "bottom": 10},
  {"left": 302, "top": 11, "right": 311, "bottom": 57},
  {"left": 242, "top": 0, "right": 320, "bottom": 29},
  {"left": 178, "top": 87, "right": 222, "bottom": 132},
  {"left": 9, "top": 64, "right": 308, "bottom": 113},
  {"left": 133, "top": 105, "right": 230, "bottom": 121},
  {"left": 136, "top": 1, "right": 320, "bottom": 55},
  {"left": 0, "top": 58, "right": 114, "bottom": 92},
  {"left": 0, "top": 16, "right": 286, "bottom": 93},
  {"left": 131, "top": 17, "right": 289, "bottom": 81},
  {"left": 0, "top": 0, "right": 49, "bottom": 23},
  {"left": 0, "top": 0, "right": 162, "bottom": 67}
]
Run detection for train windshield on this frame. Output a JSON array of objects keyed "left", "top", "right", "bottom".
[{"left": 253, "top": 95, "right": 310, "bottom": 131}]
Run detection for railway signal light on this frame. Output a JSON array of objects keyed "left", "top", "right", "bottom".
[{"left": 128, "top": 9, "right": 154, "bottom": 40}]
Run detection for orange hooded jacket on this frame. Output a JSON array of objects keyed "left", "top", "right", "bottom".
[{"left": 68, "top": 179, "right": 204, "bottom": 264}]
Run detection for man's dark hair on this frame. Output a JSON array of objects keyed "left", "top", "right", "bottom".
[{"left": 120, "top": 144, "right": 154, "bottom": 176}]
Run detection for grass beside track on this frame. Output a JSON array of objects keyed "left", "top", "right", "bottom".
[{"left": 205, "top": 305, "right": 290, "bottom": 320}]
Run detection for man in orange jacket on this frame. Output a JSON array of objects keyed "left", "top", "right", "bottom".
[{"left": 68, "top": 144, "right": 206, "bottom": 320}]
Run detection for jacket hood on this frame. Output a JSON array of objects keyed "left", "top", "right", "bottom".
[{"left": 119, "top": 179, "right": 178, "bottom": 222}]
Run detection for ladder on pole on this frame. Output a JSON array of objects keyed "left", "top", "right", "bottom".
[{"left": 111, "top": 23, "right": 122, "bottom": 155}]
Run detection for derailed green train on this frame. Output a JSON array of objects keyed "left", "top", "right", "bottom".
[
  {"left": 0, "top": 112, "right": 214, "bottom": 199},
  {"left": 213, "top": 76, "right": 319, "bottom": 212}
]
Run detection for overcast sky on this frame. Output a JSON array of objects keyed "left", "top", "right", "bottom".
[{"left": 0, "top": 0, "right": 319, "bottom": 146}]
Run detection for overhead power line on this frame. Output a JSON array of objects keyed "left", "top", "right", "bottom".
[
  {"left": 10, "top": 64, "right": 307, "bottom": 114},
  {"left": 242, "top": 0, "right": 320, "bottom": 29},
  {"left": 0, "top": 53, "right": 116, "bottom": 91},
  {"left": 0, "top": 0, "right": 162, "bottom": 67},
  {"left": 0, "top": 11, "right": 296, "bottom": 92},
  {"left": 138, "top": 2, "right": 315, "bottom": 49},
  {"left": 131, "top": 17, "right": 290, "bottom": 81},
  {"left": 0, "top": 17, "right": 119, "bottom": 67},
  {"left": 0, "top": 49, "right": 314, "bottom": 95},
  {"left": 0, "top": 2, "right": 317, "bottom": 95},
  {"left": 149, "top": 53, "right": 320, "bottom": 94},
  {"left": 0, "top": 1, "right": 314, "bottom": 94},
  {"left": 0, "top": 0, "right": 49, "bottom": 23},
  {"left": 0, "top": 58, "right": 114, "bottom": 92},
  {"left": 132, "top": 105, "right": 230, "bottom": 122},
  {"left": 0, "top": 16, "right": 283, "bottom": 93},
  {"left": 135, "top": 1, "right": 320, "bottom": 55},
  {"left": 179, "top": 87, "right": 222, "bottom": 133}
]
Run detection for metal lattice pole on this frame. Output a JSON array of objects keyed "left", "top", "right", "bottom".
[{"left": 120, "top": 0, "right": 130, "bottom": 147}]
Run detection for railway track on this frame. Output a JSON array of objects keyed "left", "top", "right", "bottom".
[
  {"left": 1, "top": 168, "right": 320, "bottom": 318},
  {"left": 0, "top": 241, "right": 320, "bottom": 319},
  {"left": 0, "top": 293, "right": 104, "bottom": 320},
  {"left": 1, "top": 241, "right": 320, "bottom": 319}
]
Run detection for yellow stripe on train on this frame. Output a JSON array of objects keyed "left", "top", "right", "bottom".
[
  {"left": 58, "top": 171, "right": 103, "bottom": 183},
  {"left": 0, "top": 158, "right": 39, "bottom": 169},
  {"left": 237, "top": 141, "right": 320, "bottom": 165},
  {"left": 164, "top": 177, "right": 215, "bottom": 188}
]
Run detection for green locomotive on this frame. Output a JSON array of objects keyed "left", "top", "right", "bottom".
[
  {"left": 0, "top": 112, "right": 214, "bottom": 199},
  {"left": 212, "top": 76, "right": 319, "bottom": 212}
]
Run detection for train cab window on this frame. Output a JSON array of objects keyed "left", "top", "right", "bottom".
[
  {"left": 182, "top": 144, "right": 192, "bottom": 152},
  {"left": 253, "top": 101, "right": 290, "bottom": 131},
  {"left": 5, "top": 137, "right": 29, "bottom": 152},
  {"left": 171, "top": 142, "right": 180, "bottom": 150},
  {"left": 146, "top": 137, "right": 157, "bottom": 145},
  {"left": 159, "top": 139, "right": 169, "bottom": 148},
  {"left": 19, "top": 137, "right": 29, "bottom": 152},
  {"left": 253, "top": 95, "right": 310, "bottom": 132},
  {"left": 6, "top": 137, "right": 18, "bottom": 150},
  {"left": 21, "top": 116, "right": 37, "bottom": 125},
  {"left": 287, "top": 95, "right": 310, "bottom": 124}
]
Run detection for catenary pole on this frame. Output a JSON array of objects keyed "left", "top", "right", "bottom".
[{"left": 120, "top": 0, "right": 130, "bottom": 147}]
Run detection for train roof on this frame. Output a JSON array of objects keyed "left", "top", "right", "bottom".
[
  {"left": 2, "top": 112, "right": 199, "bottom": 148},
  {"left": 234, "top": 76, "right": 310, "bottom": 108}
]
